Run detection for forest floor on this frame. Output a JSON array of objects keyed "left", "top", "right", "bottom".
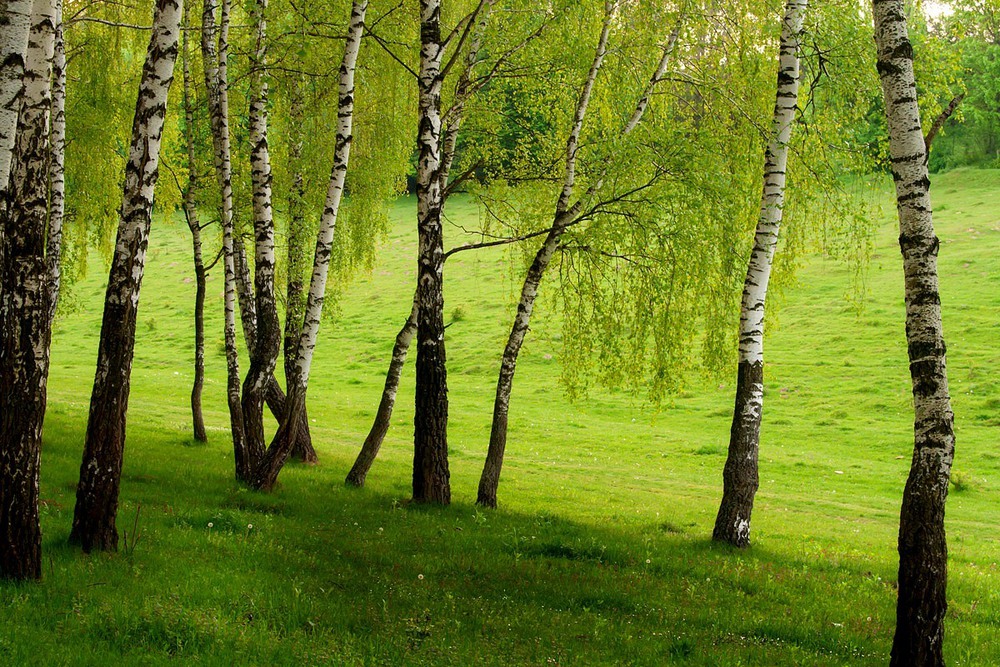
[{"left": 1, "top": 169, "right": 998, "bottom": 665}]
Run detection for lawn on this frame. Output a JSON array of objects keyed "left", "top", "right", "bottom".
[{"left": 1, "top": 169, "right": 998, "bottom": 665}]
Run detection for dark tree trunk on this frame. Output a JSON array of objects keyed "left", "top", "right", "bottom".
[
  {"left": 70, "top": 0, "right": 181, "bottom": 552},
  {"left": 283, "top": 76, "right": 317, "bottom": 464},
  {"left": 712, "top": 360, "right": 762, "bottom": 546},
  {"left": 347, "top": 297, "right": 417, "bottom": 487},
  {"left": 0, "top": 0, "right": 58, "bottom": 579},
  {"left": 872, "top": 1, "right": 958, "bottom": 665},
  {"left": 180, "top": 1, "right": 207, "bottom": 442},
  {"left": 412, "top": 0, "right": 450, "bottom": 505}
]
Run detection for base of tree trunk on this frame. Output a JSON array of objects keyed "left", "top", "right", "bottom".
[{"left": 712, "top": 360, "right": 763, "bottom": 548}]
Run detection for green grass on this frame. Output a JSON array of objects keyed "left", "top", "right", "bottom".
[{"left": 3, "top": 169, "right": 999, "bottom": 665}]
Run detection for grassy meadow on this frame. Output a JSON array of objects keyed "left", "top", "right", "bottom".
[{"left": 1, "top": 169, "right": 998, "bottom": 665}]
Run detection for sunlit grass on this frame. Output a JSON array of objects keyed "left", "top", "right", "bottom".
[{"left": 1, "top": 170, "right": 998, "bottom": 665}]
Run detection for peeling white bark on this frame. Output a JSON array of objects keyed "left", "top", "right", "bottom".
[
  {"left": 0, "top": 0, "right": 32, "bottom": 197},
  {"left": 873, "top": 1, "right": 956, "bottom": 663},
  {"left": 249, "top": 0, "right": 367, "bottom": 491},
  {"left": 712, "top": 0, "right": 805, "bottom": 549}
]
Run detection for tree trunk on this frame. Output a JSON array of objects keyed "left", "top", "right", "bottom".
[
  {"left": 180, "top": 0, "right": 207, "bottom": 442},
  {"left": 45, "top": 4, "right": 64, "bottom": 328},
  {"left": 0, "top": 0, "right": 31, "bottom": 196},
  {"left": 247, "top": 0, "right": 367, "bottom": 492},
  {"left": 0, "top": 0, "right": 58, "bottom": 580},
  {"left": 412, "top": 0, "right": 450, "bottom": 505},
  {"left": 479, "top": 3, "right": 656, "bottom": 508},
  {"left": 241, "top": 0, "right": 281, "bottom": 467},
  {"left": 873, "top": 2, "right": 957, "bottom": 664},
  {"left": 283, "top": 75, "right": 317, "bottom": 464},
  {"left": 346, "top": 295, "right": 417, "bottom": 487},
  {"left": 202, "top": 0, "right": 248, "bottom": 479},
  {"left": 712, "top": 0, "right": 805, "bottom": 547},
  {"left": 70, "top": 0, "right": 181, "bottom": 553},
  {"left": 349, "top": 3, "right": 493, "bottom": 489}
]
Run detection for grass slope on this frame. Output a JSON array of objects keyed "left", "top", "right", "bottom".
[{"left": 2, "top": 170, "right": 998, "bottom": 665}]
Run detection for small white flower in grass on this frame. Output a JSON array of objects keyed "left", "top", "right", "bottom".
[
  {"left": 645, "top": 559, "right": 651, "bottom": 564},
  {"left": 418, "top": 574, "right": 424, "bottom": 580},
  {"left": 208, "top": 522, "right": 214, "bottom": 529},
  {"left": 248, "top": 524, "right": 253, "bottom": 529}
]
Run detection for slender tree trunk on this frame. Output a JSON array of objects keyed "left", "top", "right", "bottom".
[
  {"left": 0, "top": 0, "right": 31, "bottom": 196},
  {"left": 873, "top": 2, "right": 957, "bottom": 664},
  {"left": 478, "top": 3, "right": 682, "bottom": 508},
  {"left": 180, "top": 0, "right": 207, "bottom": 442},
  {"left": 712, "top": 0, "right": 805, "bottom": 547},
  {"left": 0, "top": 0, "right": 58, "bottom": 580},
  {"left": 412, "top": 0, "right": 450, "bottom": 505},
  {"left": 346, "top": 295, "right": 417, "bottom": 486},
  {"left": 247, "top": 0, "right": 367, "bottom": 492},
  {"left": 202, "top": 0, "right": 248, "bottom": 479},
  {"left": 45, "top": 3, "right": 63, "bottom": 328},
  {"left": 241, "top": 0, "right": 281, "bottom": 467},
  {"left": 70, "top": 0, "right": 181, "bottom": 552},
  {"left": 234, "top": 223, "right": 314, "bottom": 461},
  {"left": 283, "top": 76, "right": 317, "bottom": 463},
  {"left": 348, "top": 2, "right": 494, "bottom": 489}
]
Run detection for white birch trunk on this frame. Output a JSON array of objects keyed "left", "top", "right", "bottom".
[
  {"left": 0, "top": 0, "right": 57, "bottom": 581},
  {"left": 873, "top": 1, "right": 956, "bottom": 664},
  {"left": 202, "top": 0, "right": 248, "bottom": 479},
  {"left": 478, "top": 4, "right": 683, "bottom": 509},
  {"left": 0, "top": 0, "right": 31, "bottom": 197},
  {"left": 70, "top": 0, "right": 181, "bottom": 553},
  {"left": 241, "top": 0, "right": 280, "bottom": 464},
  {"left": 44, "top": 3, "right": 63, "bottom": 328},
  {"left": 410, "top": 0, "right": 454, "bottom": 505},
  {"left": 712, "top": 0, "right": 805, "bottom": 548},
  {"left": 350, "top": 1, "right": 494, "bottom": 489},
  {"left": 249, "top": 0, "right": 367, "bottom": 491}
]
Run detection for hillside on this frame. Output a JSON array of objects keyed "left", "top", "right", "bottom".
[{"left": 3, "top": 170, "right": 998, "bottom": 665}]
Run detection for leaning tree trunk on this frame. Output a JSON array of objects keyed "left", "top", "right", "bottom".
[
  {"left": 712, "top": 0, "right": 805, "bottom": 547},
  {"left": 202, "top": 0, "right": 249, "bottom": 479},
  {"left": 0, "top": 0, "right": 58, "bottom": 581},
  {"left": 70, "top": 0, "right": 181, "bottom": 553},
  {"left": 247, "top": 0, "right": 367, "bottom": 492},
  {"left": 283, "top": 75, "right": 318, "bottom": 463},
  {"left": 241, "top": 0, "right": 281, "bottom": 467},
  {"left": 412, "top": 0, "right": 451, "bottom": 505},
  {"left": 873, "top": 2, "right": 957, "bottom": 665},
  {"left": 180, "top": 0, "right": 207, "bottom": 442},
  {"left": 478, "top": 2, "right": 660, "bottom": 508},
  {"left": 346, "top": 295, "right": 417, "bottom": 486}
]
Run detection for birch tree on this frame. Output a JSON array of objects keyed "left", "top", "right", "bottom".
[
  {"left": 202, "top": 0, "right": 250, "bottom": 479},
  {"left": 247, "top": 0, "right": 367, "bottom": 492},
  {"left": 0, "top": 0, "right": 58, "bottom": 580},
  {"left": 180, "top": 0, "right": 208, "bottom": 442},
  {"left": 477, "top": 3, "right": 685, "bottom": 509},
  {"left": 347, "top": 0, "right": 499, "bottom": 488},
  {"left": 411, "top": 0, "right": 451, "bottom": 504},
  {"left": 241, "top": 0, "right": 282, "bottom": 465},
  {"left": 70, "top": 0, "right": 181, "bottom": 552},
  {"left": 0, "top": 0, "right": 31, "bottom": 200},
  {"left": 712, "top": 0, "right": 807, "bottom": 548},
  {"left": 873, "top": 0, "right": 957, "bottom": 663}
]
